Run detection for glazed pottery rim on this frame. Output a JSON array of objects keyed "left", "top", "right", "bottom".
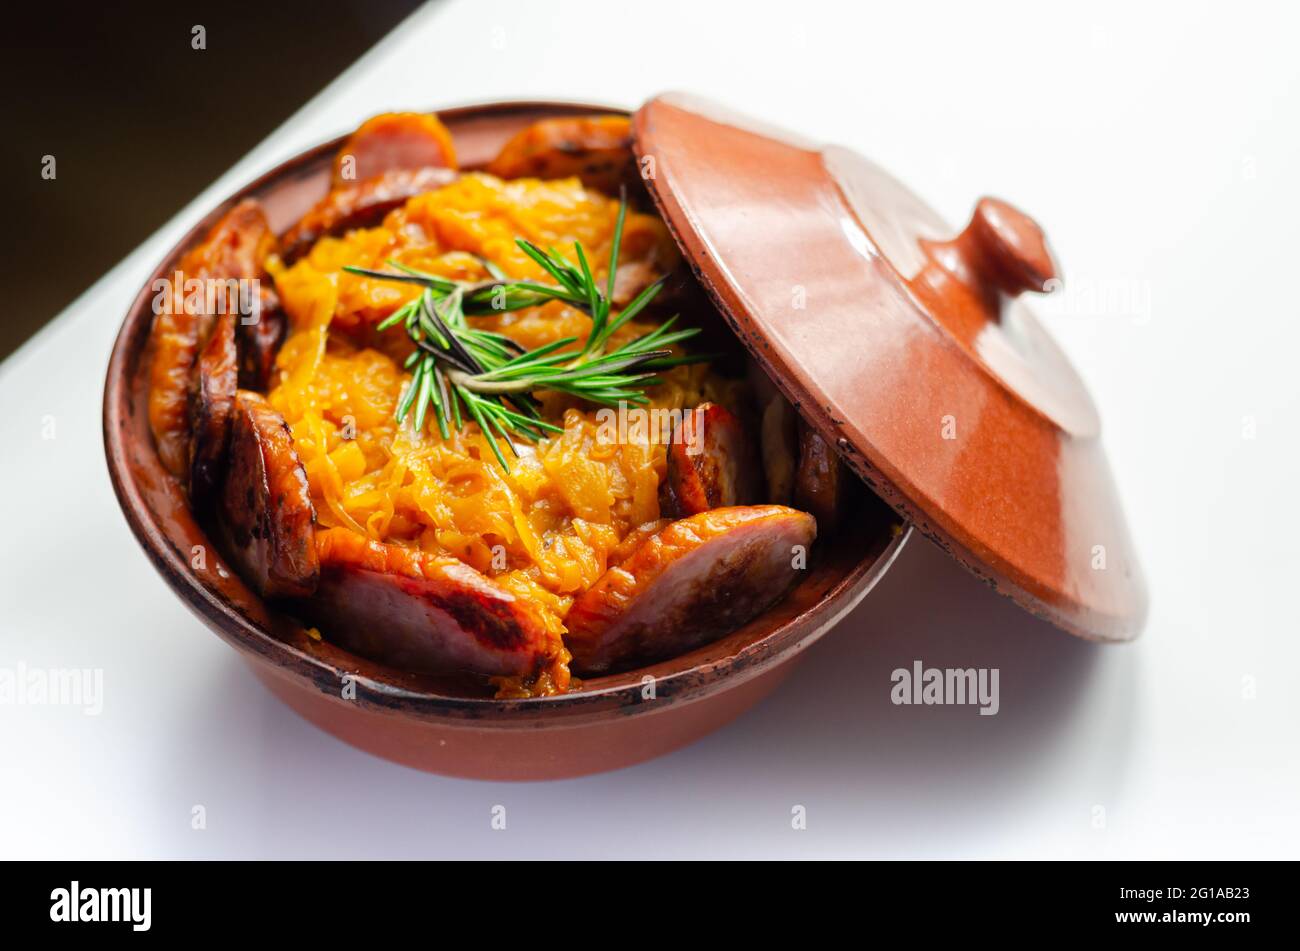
[{"left": 102, "top": 98, "right": 912, "bottom": 723}]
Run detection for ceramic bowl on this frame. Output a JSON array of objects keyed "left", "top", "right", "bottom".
[{"left": 103, "top": 100, "right": 910, "bottom": 780}]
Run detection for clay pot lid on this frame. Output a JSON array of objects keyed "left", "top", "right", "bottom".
[{"left": 632, "top": 92, "right": 1146, "bottom": 642}]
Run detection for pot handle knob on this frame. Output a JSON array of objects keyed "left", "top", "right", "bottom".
[{"left": 919, "top": 197, "right": 1060, "bottom": 311}]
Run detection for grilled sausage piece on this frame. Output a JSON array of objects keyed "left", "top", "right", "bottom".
[
  {"left": 661, "top": 402, "right": 762, "bottom": 517},
  {"left": 217, "top": 391, "right": 319, "bottom": 599},
  {"left": 148, "top": 200, "right": 276, "bottom": 475},
  {"left": 188, "top": 313, "right": 238, "bottom": 505},
  {"left": 793, "top": 420, "right": 851, "bottom": 532},
  {"left": 486, "top": 116, "right": 635, "bottom": 195},
  {"left": 331, "top": 112, "right": 457, "bottom": 188},
  {"left": 566, "top": 506, "right": 817, "bottom": 674},
  {"left": 304, "top": 528, "right": 552, "bottom": 677},
  {"left": 235, "top": 285, "right": 287, "bottom": 391},
  {"left": 280, "top": 166, "right": 458, "bottom": 262}
]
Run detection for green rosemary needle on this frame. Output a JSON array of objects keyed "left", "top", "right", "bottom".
[{"left": 342, "top": 197, "right": 705, "bottom": 469}]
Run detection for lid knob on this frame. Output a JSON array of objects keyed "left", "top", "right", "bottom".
[{"left": 916, "top": 197, "right": 1059, "bottom": 321}]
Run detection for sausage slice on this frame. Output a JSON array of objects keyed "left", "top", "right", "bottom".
[
  {"left": 233, "top": 284, "right": 287, "bottom": 391},
  {"left": 793, "top": 421, "right": 853, "bottom": 532},
  {"left": 661, "top": 402, "right": 762, "bottom": 517},
  {"left": 305, "top": 528, "right": 553, "bottom": 677},
  {"left": 216, "top": 391, "right": 319, "bottom": 599},
  {"left": 148, "top": 200, "right": 276, "bottom": 475},
  {"left": 188, "top": 313, "right": 238, "bottom": 505},
  {"left": 486, "top": 115, "right": 634, "bottom": 194},
  {"left": 331, "top": 112, "right": 457, "bottom": 187},
  {"left": 566, "top": 506, "right": 817, "bottom": 674},
  {"left": 280, "top": 166, "right": 457, "bottom": 262}
]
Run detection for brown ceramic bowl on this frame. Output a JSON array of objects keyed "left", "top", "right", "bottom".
[{"left": 103, "top": 100, "right": 910, "bottom": 780}]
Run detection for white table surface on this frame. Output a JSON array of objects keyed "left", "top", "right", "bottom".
[{"left": 3, "top": 0, "right": 1297, "bottom": 859}]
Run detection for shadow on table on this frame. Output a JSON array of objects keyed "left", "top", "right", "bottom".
[{"left": 680, "top": 531, "right": 1142, "bottom": 851}]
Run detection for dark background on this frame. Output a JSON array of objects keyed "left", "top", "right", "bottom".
[{"left": 1, "top": 0, "right": 423, "bottom": 359}]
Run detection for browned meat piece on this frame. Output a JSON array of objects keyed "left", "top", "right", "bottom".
[
  {"left": 608, "top": 213, "right": 682, "bottom": 305},
  {"left": 485, "top": 116, "right": 635, "bottom": 194},
  {"left": 148, "top": 200, "right": 276, "bottom": 475},
  {"left": 660, "top": 402, "right": 761, "bottom": 517},
  {"left": 610, "top": 259, "right": 659, "bottom": 308},
  {"left": 236, "top": 285, "right": 287, "bottom": 391},
  {"left": 566, "top": 506, "right": 818, "bottom": 674},
  {"left": 330, "top": 112, "right": 457, "bottom": 187},
  {"left": 280, "top": 166, "right": 458, "bottom": 262},
  {"left": 187, "top": 313, "right": 238, "bottom": 505},
  {"left": 793, "top": 420, "right": 852, "bottom": 531},
  {"left": 217, "top": 391, "right": 319, "bottom": 599},
  {"left": 305, "top": 528, "right": 552, "bottom": 677}
]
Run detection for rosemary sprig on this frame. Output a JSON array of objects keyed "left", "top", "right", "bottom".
[{"left": 343, "top": 197, "right": 705, "bottom": 469}]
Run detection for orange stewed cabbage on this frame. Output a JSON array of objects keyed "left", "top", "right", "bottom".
[{"left": 265, "top": 173, "right": 742, "bottom": 694}]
